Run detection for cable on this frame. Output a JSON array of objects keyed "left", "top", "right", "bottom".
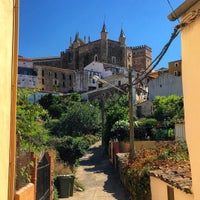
[
  {"left": 166, "top": 0, "right": 180, "bottom": 23},
  {"left": 132, "top": 24, "right": 180, "bottom": 86}
]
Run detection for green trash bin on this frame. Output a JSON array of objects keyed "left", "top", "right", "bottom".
[{"left": 55, "top": 175, "right": 75, "bottom": 198}]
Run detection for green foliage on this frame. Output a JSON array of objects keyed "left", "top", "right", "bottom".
[
  {"left": 152, "top": 128, "right": 175, "bottom": 140},
  {"left": 135, "top": 118, "right": 157, "bottom": 140},
  {"left": 47, "top": 102, "right": 101, "bottom": 137},
  {"left": 39, "top": 94, "right": 63, "bottom": 118},
  {"left": 153, "top": 95, "right": 184, "bottom": 128},
  {"left": 104, "top": 94, "right": 130, "bottom": 144},
  {"left": 53, "top": 187, "right": 59, "bottom": 200},
  {"left": 111, "top": 120, "right": 130, "bottom": 141},
  {"left": 17, "top": 89, "right": 49, "bottom": 152},
  {"left": 48, "top": 135, "right": 99, "bottom": 166},
  {"left": 126, "top": 140, "right": 189, "bottom": 199}
]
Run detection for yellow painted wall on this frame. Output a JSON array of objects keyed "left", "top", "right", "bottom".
[
  {"left": 181, "top": 1, "right": 200, "bottom": 200},
  {"left": 150, "top": 177, "right": 193, "bottom": 200},
  {"left": 0, "top": 0, "right": 18, "bottom": 199},
  {"left": 168, "top": 60, "right": 182, "bottom": 75},
  {"left": 150, "top": 177, "right": 167, "bottom": 200}
]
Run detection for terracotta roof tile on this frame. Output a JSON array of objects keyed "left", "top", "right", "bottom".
[{"left": 149, "top": 161, "right": 192, "bottom": 194}]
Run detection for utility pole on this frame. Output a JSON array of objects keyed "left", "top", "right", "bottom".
[{"left": 128, "top": 66, "right": 135, "bottom": 160}]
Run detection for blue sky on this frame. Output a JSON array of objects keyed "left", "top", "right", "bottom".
[{"left": 19, "top": 0, "right": 184, "bottom": 69}]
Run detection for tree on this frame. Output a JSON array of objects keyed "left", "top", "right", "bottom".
[
  {"left": 47, "top": 102, "right": 101, "bottom": 137},
  {"left": 17, "top": 89, "right": 49, "bottom": 151},
  {"left": 38, "top": 94, "right": 63, "bottom": 118},
  {"left": 153, "top": 95, "right": 184, "bottom": 128},
  {"left": 111, "top": 120, "right": 130, "bottom": 141}
]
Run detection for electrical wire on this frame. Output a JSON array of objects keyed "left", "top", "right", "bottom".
[
  {"left": 132, "top": 24, "right": 181, "bottom": 86},
  {"left": 166, "top": 0, "right": 180, "bottom": 23}
]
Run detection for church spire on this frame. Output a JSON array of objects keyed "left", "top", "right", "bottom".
[
  {"left": 120, "top": 28, "right": 125, "bottom": 37},
  {"left": 119, "top": 28, "right": 126, "bottom": 46},
  {"left": 102, "top": 22, "right": 107, "bottom": 32},
  {"left": 101, "top": 22, "right": 108, "bottom": 40},
  {"left": 74, "top": 32, "right": 80, "bottom": 42}
]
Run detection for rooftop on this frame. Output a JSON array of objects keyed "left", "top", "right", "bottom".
[
  {"left": 149, "top": 161, "right": 192, "bottom": 194},
  {"left": 168, "top": 0, "right": 199, "bottom": 21}
]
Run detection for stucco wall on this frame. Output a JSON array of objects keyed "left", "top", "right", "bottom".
[
  {"left": 150, "top": 177, "right": 193, "bottom": 200},
  {"left": 148, "top": 72, "right": 183, "bottom": 100},
  {"left": 0, "top": 1, "right": 15, "bottom": 199},
  {"left": 15, "top": 183, "right": 35, "bottom": 200},
  {"left": 181, "top": 1, "right": 200, "bottom": 200}
]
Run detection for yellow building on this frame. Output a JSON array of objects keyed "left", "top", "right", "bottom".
[
  {"left": 0, "top": 0, "right": 19, "bottom": 199},
  {"left": 150, "top": 1, "right": 200, "bottom": 200},
  {"left": 168, "top": 60, "right": 182, "bottom": 76}
]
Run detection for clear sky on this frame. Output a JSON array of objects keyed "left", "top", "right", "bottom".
[{"left": 19, "top": 0, "right": 184, "bottom": 69}]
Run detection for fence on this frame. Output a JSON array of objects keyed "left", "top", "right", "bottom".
[{"left": 36, "top": 153, "right": 51, "bottom": 200}]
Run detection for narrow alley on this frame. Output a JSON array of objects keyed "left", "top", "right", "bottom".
[{"left": 60, "top": 141, "right": 130, "bottom": 200}]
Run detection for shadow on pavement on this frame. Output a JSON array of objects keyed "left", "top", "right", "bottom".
[{"left": 79, "top": 144, "right": 130, "bottom": 200}]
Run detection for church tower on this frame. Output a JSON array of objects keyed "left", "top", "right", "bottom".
[
  {"left": 100, "top": 23, "right": 108, "bottom": 62},
  {"left": 119, "top": 28, "right": 126, "bottom": 47},
  {"left": 101, "top": 22, "right": 108, "bottom": 40}
]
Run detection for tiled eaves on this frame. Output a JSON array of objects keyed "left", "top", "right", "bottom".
[{"left": 149, "top": 161, "right": 192, "bottom": 194}]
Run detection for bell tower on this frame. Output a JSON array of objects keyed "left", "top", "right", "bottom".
[{"left": 101, "top": 22, "right": 108, "bottom": 40}]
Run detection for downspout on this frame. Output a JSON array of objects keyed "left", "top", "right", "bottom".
[{"left": 8, "top": 0, "right": 19, "bottom": 199}]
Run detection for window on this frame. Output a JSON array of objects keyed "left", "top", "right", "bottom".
[
  {"left": 167, "top": 186, "right": 174, "bottom": 200},
  {"left": 54, "top": 80, "right": 57, "bottom": 85},
  {"left": 42, "top": 70, "right": 44, "bottom": 77},
  {"left": 48, "top": 72, "right": 51, "bottom": 76},
  {"left": 174, "top": 62, "right": 179, "bottom": 67},
  {"left": 94, "top": 54, "right": 98, "bottom": 62},
  {"left": 69, "top": 75, "right": 72, "bottom": 86},
  {"left": 112, "top": 56, "right": 116, "bottom": 64},
  {"left": 63, "top": 82, "right": 65, "bottom": 88},
  {"left": 174, "top": 71, "right": 181, "bottom": 76},
  {"left": 42, "top": 79, "right": 44, "bottom": 85},
  {"left": 55, "top": 72, "right": 57, "bottom": 78},
  {"left": 63, "top": 73, "right": 65, "bottom": 80}
]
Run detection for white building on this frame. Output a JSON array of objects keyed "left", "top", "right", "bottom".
[
  {"left": 84, "top": 61, "right": 125, "bottom": 89},
  {"left": 18, "top": 56, "right": 37, "bottom": 88},
  {"left": 148, "top": 71, "right": 183, "bottom": 100}
]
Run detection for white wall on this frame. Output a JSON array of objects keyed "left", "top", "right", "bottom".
[
  {"left": 18, "top": 74, "right": 38, "bottom": 88},
  {"left": 18, "top": 60, "right": 33, "bottom": 68},
  {"left": 148, "top": 73, "right": 183, "bottom": 100}
]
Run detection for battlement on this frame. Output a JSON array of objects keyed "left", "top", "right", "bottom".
[{"left": 131, "top": 45, "right": 152, "bottom": 51}]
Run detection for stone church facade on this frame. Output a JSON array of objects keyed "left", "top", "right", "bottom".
[
  {"left": 32, "top": 23, "right": 152, "bottom": 93},
  {"left": 33, "top": 23, "right": 152, "bottom": 72}
]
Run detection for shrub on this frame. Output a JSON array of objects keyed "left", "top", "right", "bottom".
[
  {"left": 111, "top": 120, "right": 130, "bottom": 141},
  {"left": 126, "top": 141, "right": 189, "bottom": 199}
]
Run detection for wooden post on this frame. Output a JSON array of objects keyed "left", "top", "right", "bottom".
[
  {"left": 129, "top": 67, "right": 135, "bottom": 160},
  {"left": 8, "top": 0, "right": 19, "bottom": 199}
]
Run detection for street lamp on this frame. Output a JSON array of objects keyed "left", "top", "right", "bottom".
[{"left": 93, "top": 71, "right": 135, "bottom": 159}]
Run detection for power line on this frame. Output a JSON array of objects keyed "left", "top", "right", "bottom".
[
  {"left": 132, "top": 24, "right": 180, "bottom": 86},
  {"left": 166, "top": 0, "right": 180, "bottom": 23}
]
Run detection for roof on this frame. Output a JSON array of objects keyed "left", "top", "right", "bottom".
[
  {"left": 149, "top": 161, "right": 192, "bottom": 194},
  {"left": 32, "top": 56, "right": 60, "bottom": 61},
  {"left": 18, "top": 56, "right": 32, "bottom": 62},
  {"left": 34, "top": 65, "right": 75, "bottom": 73},
  {"left": 148, "top": 71, "right": 159, "bottom": 79},
  {"left": 168, "top": 0, "right": 199, "bottom": 21}
]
